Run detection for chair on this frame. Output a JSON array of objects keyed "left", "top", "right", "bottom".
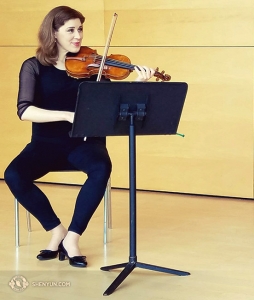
[{"left": 14, "top": 176, "right": 112, "bottom": 247}]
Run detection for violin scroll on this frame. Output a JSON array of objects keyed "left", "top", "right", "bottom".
[{"left": 154, "top": 67, "right": 171, "bottom": 82}]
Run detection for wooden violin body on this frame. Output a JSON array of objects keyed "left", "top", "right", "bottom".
[{"left": 65, "top": 46, "right": 171, "bottom": 82}]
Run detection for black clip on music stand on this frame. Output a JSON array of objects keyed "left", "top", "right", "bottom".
[{"left": 70, "top": 81, "right": 190, "bottom": 296}]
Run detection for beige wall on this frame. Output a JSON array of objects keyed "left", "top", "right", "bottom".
[{"left": 0, "top": 0, "right": 253, "bottom": 198}]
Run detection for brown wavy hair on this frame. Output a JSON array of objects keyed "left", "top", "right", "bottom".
[{"left": 36, "top": 6, "right": 85, "bottom": 66}]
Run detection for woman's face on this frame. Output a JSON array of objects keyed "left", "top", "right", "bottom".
[{"left": 54, "top": 18, "right": 83, "bottom": 56}]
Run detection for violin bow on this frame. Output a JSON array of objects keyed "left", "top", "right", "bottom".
[{"left": 96, "top": 13, "right": 118, "bottom": 82}]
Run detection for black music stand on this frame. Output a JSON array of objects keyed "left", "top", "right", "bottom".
[{"left": 70, "top": 81, "right": 190, "bottom": 296}]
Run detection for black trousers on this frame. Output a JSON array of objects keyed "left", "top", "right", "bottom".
[{"left": 4, "top": 137, "right": 112, "bottom": 235}]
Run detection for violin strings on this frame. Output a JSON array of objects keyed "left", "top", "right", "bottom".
[{"left": 95, "top": 55, "right": 136, "bottom": 71}]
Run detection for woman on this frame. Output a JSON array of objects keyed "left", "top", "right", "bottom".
[{"left": 4, "top": 6, "right": 155, "bottom": 268}]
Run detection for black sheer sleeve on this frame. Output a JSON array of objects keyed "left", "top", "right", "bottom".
[{"left": 17, "top": 57, "right": 39, "bottom": 119}]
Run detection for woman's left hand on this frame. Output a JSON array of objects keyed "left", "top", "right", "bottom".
[{"left": 134, "top": 65, "right": 155, "bottom": 82}]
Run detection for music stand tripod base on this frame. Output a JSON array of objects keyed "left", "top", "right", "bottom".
[{"left": 101, "top": 261, "right": 190, "bottom": 296}]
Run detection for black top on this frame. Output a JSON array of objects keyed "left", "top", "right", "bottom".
[{"left": 17, "top": 57, "right": 108, "bottom": 142}]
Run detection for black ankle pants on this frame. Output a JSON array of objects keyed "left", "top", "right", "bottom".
[{"left": 4, "top": 137, "right": 112, "bottom": 235}]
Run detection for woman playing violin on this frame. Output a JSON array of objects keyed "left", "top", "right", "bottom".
[{"left": 4, "top": 6, "right": 155, "bottom": 268}]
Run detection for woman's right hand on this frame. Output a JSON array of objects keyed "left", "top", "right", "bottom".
[{"left": 65, "top": 111, "right": 75, "bottom": 123}]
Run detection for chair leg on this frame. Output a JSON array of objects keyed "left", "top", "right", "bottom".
[
  {"left": 14, "top": 199, "right": 19, "bottom": 247},
  {"left": 26, "top": 211, "right": 32, "bottom": 232},
  {"left": 14, "top": 198, "right": 32, "bottom": 247},
  {"left": 106, "top": 178, "right": 112, "bottom": 229},
  {"left": 103, "top": 178, "right": 112, "bottom": 244}
]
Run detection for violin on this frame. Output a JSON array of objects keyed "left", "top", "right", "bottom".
[{"left": 65, "top": 46, "right": 171, "bottom": 82}]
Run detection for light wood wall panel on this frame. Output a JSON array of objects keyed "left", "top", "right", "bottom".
[
  {"left": 104, "top": 0, "right": 254, "bottom": 46},
  {"left": 103, "top": 1, "right": 254, "bottom": 198},
  {"left": 0, "top": 0, "right": 253, "bottom": 199}
]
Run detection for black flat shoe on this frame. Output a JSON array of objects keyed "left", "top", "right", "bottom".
[
  {"left": 58, "top": 240, "right": 87, "bottom": 268},
  {"left": 37, "top": 249, "right": 59, "bottom": 260}
]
